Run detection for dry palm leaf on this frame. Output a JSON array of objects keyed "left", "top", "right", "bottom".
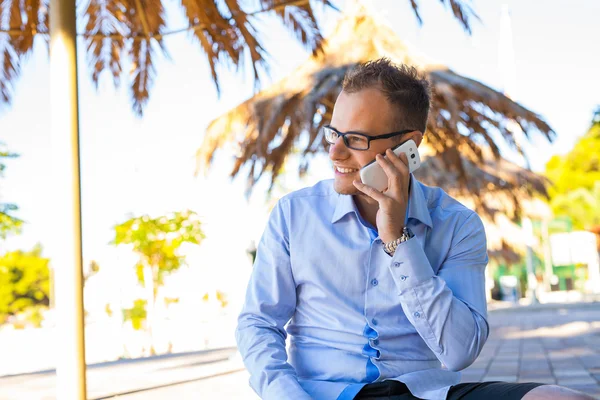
[{"left": 0, "top": 0, "right": 333, "bottom": 114}]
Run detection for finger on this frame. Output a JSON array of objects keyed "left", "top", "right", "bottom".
[
  {"left": 378, "top": 151, "right": 407, "bottom": 198},
  {"left": 376, "top": 153, "right": 401, "bottom": 181},
  {"left": 353, "top": 180, "right": 388, "bottom": 202},
  {"left": 386, "top": 149, "right": 409, "bottom": 174},
  {"left": 385, "top": 150, "right": 410, "bottom": 193}
]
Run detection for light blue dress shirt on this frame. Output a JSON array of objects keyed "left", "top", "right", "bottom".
[{"left": 236, "top": 174, "right": 489, "bottom": 400}]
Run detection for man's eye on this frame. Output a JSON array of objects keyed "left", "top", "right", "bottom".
[{"left": 349, "top": 136, "right": 364, "bottom": 142}]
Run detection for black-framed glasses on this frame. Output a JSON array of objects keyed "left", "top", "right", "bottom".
[{"left": 323, "top": 125, "right": 415, "bottom": 151}]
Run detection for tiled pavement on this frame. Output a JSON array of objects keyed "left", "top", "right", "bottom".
[
  {"left": 2, "top": 302, "right": 598, "bottom": 399},
  {"left": 459, "top": 303, "right": 600, "bottom": 398},
  {"left": 120, "top": 302, "right": 600, "bottom": 399}
]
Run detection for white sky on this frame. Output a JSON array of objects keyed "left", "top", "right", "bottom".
[{"left": 0, "top": 0, "right": 599, "bottom": 301}]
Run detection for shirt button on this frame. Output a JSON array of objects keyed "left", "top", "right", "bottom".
[
  {"left": 414, "top": 312, "right": 421, "bottom": 318},
  {"left": 393, "top": 262, "right": 403, "bottom": 268},
  {"left": 372, "top": 318, "right": 378, "bottom": 326},
  {"left": 400, "top": 275, "right": 408, "bottom": 281},
  {"left": 371, "top": 278, "right": 378, "bottom": 286}
]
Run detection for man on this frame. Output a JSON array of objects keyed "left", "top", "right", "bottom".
[{"left": 236, "top": 59, "right": 592, "bottom": 400}]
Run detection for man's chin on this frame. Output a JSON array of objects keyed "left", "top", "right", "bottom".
[{"left": 333, "top": 179, "right": 359, "bottom": 195}]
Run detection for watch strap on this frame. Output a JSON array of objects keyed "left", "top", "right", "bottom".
[{"left": 383, "top": 227, "right": 412, "bottom": 256}]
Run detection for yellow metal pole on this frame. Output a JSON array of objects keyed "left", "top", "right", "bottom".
[{"left": 49, "top": 0, "right": 87, "bottom": 398}]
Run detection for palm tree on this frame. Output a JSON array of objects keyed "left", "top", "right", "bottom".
[{"left": 0, "top": 0, "right": 477, "bottom": 115}]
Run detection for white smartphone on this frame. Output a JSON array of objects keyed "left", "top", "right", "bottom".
[{"left": 359, "top": 139, "right": 421, "bottom": 192}]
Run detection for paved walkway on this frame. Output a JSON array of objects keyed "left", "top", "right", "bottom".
[
  {"left": 2, "top": 302, "right": 599, "bottom": 399},
  {"left": 0, "top": 347, "right": 245, "bottom": 400},
  {"left": 460, "top": 302, "right": 600, "bottom": 398},
  {"left": 116, "top": 302, "right": 600, "bottom": 399}
]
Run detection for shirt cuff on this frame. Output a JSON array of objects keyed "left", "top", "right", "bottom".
[
  {"left": 263, "top": 374, "right": 313, "bottom": 400},
  {"left": 387, "top": 237, "right": 434, "bottom": 294}
]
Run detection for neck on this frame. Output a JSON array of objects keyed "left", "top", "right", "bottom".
[
  {"left": 353, "top": 177, "right": 413, "bottom": 229},
  {"left": 353, "top": 193, "right": 379, "bottom": 228}
]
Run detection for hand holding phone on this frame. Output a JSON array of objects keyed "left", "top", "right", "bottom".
[{"left": 359, "top": 139, "right": 421, "bottom": 192}]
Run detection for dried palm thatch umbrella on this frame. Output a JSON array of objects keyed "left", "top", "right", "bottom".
[
  {"left": 415, "top": 144, "right": 551, "bottom": 220},
  {"left": 197, "top": 3, "right": 556, "bottom": 221},
  {"left": 416, "top": 146, "right": 553, "bottom": 264}
]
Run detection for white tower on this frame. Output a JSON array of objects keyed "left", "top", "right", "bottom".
[{"left": 499, "top": 4, "right": 539, "bottom": 303}]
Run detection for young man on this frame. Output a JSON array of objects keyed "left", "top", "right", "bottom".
[{"left": 236, "top": 59, "right": 592, "bottom": 400}]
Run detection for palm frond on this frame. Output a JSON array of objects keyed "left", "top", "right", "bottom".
[
  {"left": 180, "top": 0, "right": 237, "bottom": 94},
  {"left": 8, "top": 0, "right": 36, "bottom": 54},
  {"left": 444, "top": 0, "right": 478, "bottom": 34},
  {"left": 406, "top": 0, "right": 477, "bottom": 34},
  {"left": 223, "top": 0, "right": 266, "bottom": 86},
  {"left": 83, "top": 0, "right": 127, "bottom": 88},
  {"left": 278, "top": 1, "right": 324, "bottom": 56},
  {"left": 130, "top": 38, "right": 155, "bottom": 115},
  {"left": 408, "top": 0, "right": 423, "bottom": 25},
  {"left": 0, "top": 46, "right": 18, "bottom": 104},
  {"left": 0, "top": 0, "right": 41, "bottom": 105},
  {"left": 38, "top": 0, "right": 49, "bottom": 40}
]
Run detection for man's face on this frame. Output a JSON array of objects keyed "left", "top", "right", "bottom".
[{"left": 328, "top": 88, "right": 411, "bottom": 195}]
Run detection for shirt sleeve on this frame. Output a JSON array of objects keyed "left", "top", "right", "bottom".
[
  {"left": 387, "top": 212, "right": 489, "bottom": 371},
  {"left": 235, "top": 200, "right": 312, "bottom": 400}
]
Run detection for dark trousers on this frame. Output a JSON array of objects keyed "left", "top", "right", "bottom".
[{"left": 354, "top": 379, "right": 545, "bottom": 400}]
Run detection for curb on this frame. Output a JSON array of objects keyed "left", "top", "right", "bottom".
[{"left": 488, "top": 301, "right": 600, "bottom": 314}]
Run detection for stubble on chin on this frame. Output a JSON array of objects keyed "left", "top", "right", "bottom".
[{"left": 333, "top": 179, "right": 360, "bottom": 195}]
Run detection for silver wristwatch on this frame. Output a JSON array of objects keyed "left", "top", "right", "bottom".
[{"left": 383, "top": 227, "right": 412, "bottom": 256}]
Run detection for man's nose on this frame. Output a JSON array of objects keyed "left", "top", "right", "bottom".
[{"left": 328, "top": 137, "right": 348, "bottom": 159}]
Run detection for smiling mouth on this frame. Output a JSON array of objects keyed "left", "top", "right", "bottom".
[{"left": 335, "top": 166, "right": 359, "bottom": 174}]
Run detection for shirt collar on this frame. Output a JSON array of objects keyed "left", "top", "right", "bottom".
[
  {"left": 406, "top": 174, "right": 433, "bottom": 228},
  {"left": 331, "top": 174, "right": 433, "bottom": 228},
  {"left": 330, "top": 188, "right": 359, "bottom": 224}
]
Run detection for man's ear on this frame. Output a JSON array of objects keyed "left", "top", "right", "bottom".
[{"left": 411, "top": 131, "right": 424, "bottom": 147}]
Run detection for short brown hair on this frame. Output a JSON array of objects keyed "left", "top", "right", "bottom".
[{"left": 342, "top": 58, "right": 431, "bottom": 135}]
